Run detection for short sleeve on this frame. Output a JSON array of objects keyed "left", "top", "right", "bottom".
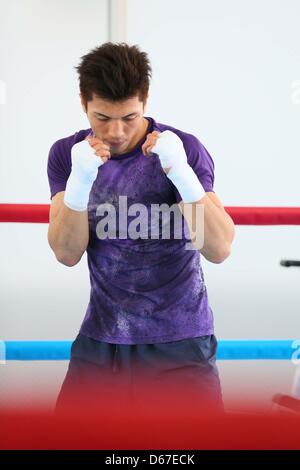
[
  {"left": 47, "top": 139, "right": 71, "bottom": 200},
  {"left": 174, "top": 135, "right": 215, "bottom": 203}
]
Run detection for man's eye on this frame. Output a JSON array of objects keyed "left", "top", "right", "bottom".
[
  {"left": 123, "top": 116, "right": 136, "bottom": 121},
  {"left": 96, "top": 116, "right": 136, "bottom": 121}
]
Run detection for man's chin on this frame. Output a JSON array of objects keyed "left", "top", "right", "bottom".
[{"left": 111, "top": 143, "right": 129, "bottom": 155}]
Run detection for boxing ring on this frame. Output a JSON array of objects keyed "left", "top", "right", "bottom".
[
  {"left": 1, "top": 203, "right": 300, "bottom": 451},
  {"left": 1, "top": 205, "right": 300, "bottom": 399}
]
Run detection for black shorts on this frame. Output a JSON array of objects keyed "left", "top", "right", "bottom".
[{"left": 55, "top": 333, "right": 224, "bottom": 414}]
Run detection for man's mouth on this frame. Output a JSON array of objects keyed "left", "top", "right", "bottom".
[{"left": 108, "top": 140, "right": 125, "bottom": 146}]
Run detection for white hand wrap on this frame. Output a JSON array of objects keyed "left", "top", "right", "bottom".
[
  {"left": 64, "top": 138, "right": 105, "bottom": 211},
  {"left": 151, "top": 130, "right": 206, "bottom": 203}
]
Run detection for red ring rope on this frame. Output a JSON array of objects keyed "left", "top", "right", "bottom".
[{"left": 0, "top": 204, "right": 300, "bottom": 225}]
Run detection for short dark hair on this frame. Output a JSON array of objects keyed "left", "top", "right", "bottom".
[{"left": 75, "top": 42, "right": 152, "bottom": 106}]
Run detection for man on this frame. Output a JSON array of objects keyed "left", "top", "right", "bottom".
[{"left": 47, "top": 42, "right": 235, "bottom": 415}]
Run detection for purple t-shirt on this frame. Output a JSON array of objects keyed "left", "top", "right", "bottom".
[{"left": 47, "top": 116, "right": 216, "bottom": 344}]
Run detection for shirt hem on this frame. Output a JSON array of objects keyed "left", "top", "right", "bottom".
[{"left": 78, "top": 328, "right": 215, "bottom": 345}]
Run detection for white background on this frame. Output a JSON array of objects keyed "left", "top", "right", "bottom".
[{"left": 0, "top": 0, "right": 300, "bottom": 411}]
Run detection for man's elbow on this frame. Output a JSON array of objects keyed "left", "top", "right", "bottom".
[
  {"left": 214, "top": 246, "right": 231, "bottom": 264},
  {"left": 55, "top": 252, "right": 81, "bottom": 267},
  {"left": 200, "top": 244, "right": 232, "bottom": 264}
]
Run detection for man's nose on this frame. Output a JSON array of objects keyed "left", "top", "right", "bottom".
[{"left": 107, "top": 119, "right": 124, "bottom": 137}]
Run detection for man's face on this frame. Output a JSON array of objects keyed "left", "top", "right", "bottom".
[{"left": 81, "top": 93, "right": 147, "bottom": 155}]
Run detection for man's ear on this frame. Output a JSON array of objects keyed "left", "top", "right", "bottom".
[
  {"left": 80, "top": 94, "right": 87, "bottom": 113},
  {"left": 143, "top": 96, "right": 148, "bottom": 114}
]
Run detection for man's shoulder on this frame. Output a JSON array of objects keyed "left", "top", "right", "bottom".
[
  {"left": 48, "top": 128, "right": 92, "bottom": 175},
  {"left": 151, "top": 117, "right": 202, "bottom": 151},
  {"left": 50, "top": 128, "right": 92, "bottom": 154}
]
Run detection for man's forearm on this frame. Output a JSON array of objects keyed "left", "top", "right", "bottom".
[
  {"left": 47, "top": 135, "right": 107, "bottom": 266},
  {"left": 48, "top": 203, "right": 89, "bottom": 266},
  {"left": 180, "top": 195, "right": 235, "bottom": 263}
]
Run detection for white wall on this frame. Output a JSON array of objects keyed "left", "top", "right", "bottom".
[
  {"left": 1, "top": 0, "right": 300, "bottom": 411},
  {"left": 127, "top": 0, "right": 300, "bottom": 206},
  {"left": 0, "top": 0, "right": 108, "bottom": 342},
  {"left": 125, "top": 0, "right": 300, "bottom": 340}
]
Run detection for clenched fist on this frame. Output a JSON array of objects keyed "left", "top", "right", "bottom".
[
  {"left": 142, "top": 130, "right": 205, "bottom": 204},
  {"left": 64, "top": 135, "right": 110, "bottom": 212}
]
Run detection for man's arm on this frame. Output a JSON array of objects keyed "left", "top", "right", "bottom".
[
  {"left": 179, "top": 192, "right": 235, "bottom": 264},
  {"left": 141, "top": 130, "right": 235, "bottom": 263},
  {"left": 48, "top": 191, "right": 89, "bottom": 266},
  {"left": 47, "top": 136, "right": 110, "bottom": 266}
]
